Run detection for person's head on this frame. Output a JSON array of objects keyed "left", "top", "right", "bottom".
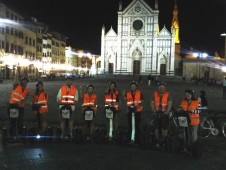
[
  {"left": 185, "top": 89, "right": 195, "bottom": 100},
  {"left": 20, "top": 77, "right": 29, "bottom": 87},
  {"left": 157, "top": 81, "right": 167, "bottom": 93},
  {"left": 66, "top": 77, "right": 73, "bottom": 87},
  {"left": 130, "top": 81, "right": 137, "bottom": 91},
  {"left": 87, "top": 84, "right": 94, "bottom": 93},
  {"left": 36, "top": 81, "right": 44, "bottom": 91},
  {"left": 109, "top": 81, "right": 117, "bottom": 90}
]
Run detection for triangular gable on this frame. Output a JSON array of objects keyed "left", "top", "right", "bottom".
[
  {"left": 105, "top": 27, "right": 117, "bottom": 37},
  {"left": 158, "top": 26, "right": 171, "bottom": 36},
  {"left": 122, "top": 0, "right": 155, "bottom": 15},
  {"left": 130, "top": 39, "right": 144, "bottom": 51}
]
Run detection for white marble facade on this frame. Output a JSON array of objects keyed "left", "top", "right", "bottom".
[{"left": 100, "top": 0, "right": 175, "bottom": 76}]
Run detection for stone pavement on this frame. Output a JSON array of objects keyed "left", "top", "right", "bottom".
[
  {"left": 0, "top": 136, "right": 226, "bottom": 170},
  {"left": 0, "top": 76, "right": 226, "bottom": 170}
]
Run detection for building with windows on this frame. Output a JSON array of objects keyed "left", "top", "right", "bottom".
[
  {"left": 100, "top": 0, "right": 180, "bottom": 76},
  {"left": 0, "top": 3, "right": 67, "bottom": 79}
]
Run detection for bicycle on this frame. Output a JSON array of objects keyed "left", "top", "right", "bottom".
[
  {"left": 198, "top": 107, "right": 219, "bottom": 139},
  {"left": 168, "top": 108, "right": 184, "bottom": 137}
]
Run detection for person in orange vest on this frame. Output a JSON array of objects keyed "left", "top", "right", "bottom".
[
  {"left": 81, "top": 84, "right": 97, "bottom": 141},
  {"left": 8, "top": 77, "right": 30, "bottom": 136},
  {"left": 32, "top": 81, "right": 48, "bottom": 133},
  {"left": 57, "top": 77, "right": 78, "bottom": 138},
  {"left": 124, "top": 81, "right": 144, "bottom": 144},
  {"left": 104, "top": 81, "right": 119, "bottom": 140},
  {"left": 179, "top": 89, "right": 200, "bottom": 144},
  {"left": 151, "top": 82, "right": 172, "bottom": 147}
]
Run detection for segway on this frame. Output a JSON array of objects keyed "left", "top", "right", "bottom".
[
  {"left": 116, "top": 106, "right": 135, "bottom": 146},
  {"left": 143, "top": 119, "right": 156, "bottom": 149},
  {"left": 152, "top": 110, "right": 170, "bottom": 151},
  {"left": 57, "top": 104, "right": 73, "bottom": 142},
  {"left": 105, "top": 104, "right": 117, "bottom": 142},
  {"left": 81, "top": 106, "right": 96, "bottom": 143},
  {"left": 2, "top": 104, "right": 30, "bottom": 146}
]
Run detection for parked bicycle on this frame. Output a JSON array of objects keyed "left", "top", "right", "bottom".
[{"left": 198, "top": 107, "right": 219, "bottom": 139}]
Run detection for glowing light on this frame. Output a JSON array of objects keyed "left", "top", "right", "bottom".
[
  {"left": 36, "top": 134, "right": 41, "bottom": 139},
  {"left": 193, "top": 53, "right": 199, "bottom": 58},
  {"left": 222, "top": 66, "right": 226, "bottom": 72}
]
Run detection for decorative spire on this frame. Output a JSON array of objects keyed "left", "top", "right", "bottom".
[
  {"left": 171, "top": 0, "right": 180, "bottom": 43},
  {"left": 119, "top": 0, "right": 122, "bottom": 11},
  {"left": 174, "top": 0, "right": 177, "bottom": 9},
  {"left": 155, "top": 0, "right": 158, "bottom": 10}
]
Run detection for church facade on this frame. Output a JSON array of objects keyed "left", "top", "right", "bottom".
[{"left": 99, "top": 0, "right": 179, "bottom": 76}]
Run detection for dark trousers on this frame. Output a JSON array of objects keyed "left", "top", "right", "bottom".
[
  {"left": 8, "top": 106, "right": 24, "bottom": 135},
  {"left": 128, "top": 111, "right": 141, "bottom": 143}
]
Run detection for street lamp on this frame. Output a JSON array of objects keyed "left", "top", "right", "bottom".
[{"left": 221, "top": 33, "right": 226, "bottom": 63}]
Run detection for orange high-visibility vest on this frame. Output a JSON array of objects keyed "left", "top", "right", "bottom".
[
  {"left": 83, "top": 93, "right": 97, "bottom": 112},
  {"left": 154, "top": 91, "right": 169, "bottom": 111},
  {"left": 105, "top": 90, "right": 119, "bottom": 111},
  {"left": 181, "top": 99, "right": 200, "bottom": 125},
  {"left": 60, "top": 85, "right": 76, "bottom": 105},
  {"left": 126, "top": 90, "right": 143, "bottom": 112},
  {"left": 33, "top": 91, "right": 48, "bottom": 113},
  {"left": 9, "top": 84, "right": 29, "bottom": 107}
]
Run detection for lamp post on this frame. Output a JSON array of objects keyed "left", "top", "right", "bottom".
[{"left": 221, "top": 33, "right": 226, "bottom": 63}]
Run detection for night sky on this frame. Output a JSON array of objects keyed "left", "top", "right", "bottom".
[{"left": 2, "top": 0, "right": 226, "bottom": 56}]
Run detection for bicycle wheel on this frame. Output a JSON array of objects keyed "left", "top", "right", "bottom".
[
  {"left": 221, "top": 121, "right": 226, "bottom": 138},
  {"left": 198, "top": 118, "right": 211, "bottom": 138},
  {"left": 168, "top": 114, "right": 184, "bottom": 137}
]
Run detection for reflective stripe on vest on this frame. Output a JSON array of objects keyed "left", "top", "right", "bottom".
[
  {"left": 60, "top": 85, "right": 76, "bottom": 105},
  {"left": 9, "top": 84, "right": 29, "bottom": 107},
  {"left": 181, "top": 99, "right": 200, "bottom": 125},
  {"left": 105, "top": 90, "right": 119, "bottom": 110},
  {"left": 126, "top": 90, "right": 143, "bottom": 112},
  {"left": 154, "top": 91, "right": 169, "bottom": 111},
  {"left": 83, "top": 93, "right": 97, "bottom": 112},
  {"left": 33, "top": 92, "right": 48, "bottom": 113}
]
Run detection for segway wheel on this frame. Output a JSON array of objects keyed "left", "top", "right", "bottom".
[
  {"left": 2, "top": 128, "right": 8, "bottom": 146},
  {"left": 95, "top": 127, "right": 107, "bottom": 144},
  {"left": 54, "top": 127, "right": 61, "bottom": 142},
  {"left": 46, "top": 127, "right": 53, "bottom": 143},
  {"left": 117, "top": 129, "right": 128, "bottom": 146},
  {"left": 73, "top": 127, "right": 83, "bottom": 144},
  {"left": 22, "top": 126, "right": 28, "bottom": 144},
  {"left": 144, "top": 133, "right": 155, "bottom": 149},
  {"left": 28, "top": 127, "right": 37, "bottom": 144}
]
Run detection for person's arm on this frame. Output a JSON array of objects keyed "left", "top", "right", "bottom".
[
  {"left": 57, "top": 89, "right": 62, "bottom": 104},
  {"left": 74, "top": 89, "right": 79, "bottom": 104},
  {"left": 165, "top": 93, "right": 172, "bottom": 114},
  {"left": 122, "top": 89, "right": 127, "bottom": 101},
  {"left": 150, "top": 93, "right": 156, "bottom": 112},
  {"left": 165, "top": 101, "right": 172, "bottom": 114}
]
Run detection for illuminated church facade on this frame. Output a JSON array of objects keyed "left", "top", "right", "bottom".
[{"left": 99, "top": 0, "right": 180, "bottom": 76}]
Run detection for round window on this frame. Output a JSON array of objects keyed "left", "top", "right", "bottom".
[{"left": 133, "top": 20, "right": 143, "bottom": 31}]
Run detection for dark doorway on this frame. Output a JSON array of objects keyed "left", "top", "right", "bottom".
[
  {"left": 133, "top": 60, "right": 140, "bottom": 75},
  {"left": 160, "top": 64, "right": 166, "bottom": 75},
  {"left": 108, "top": 63, "right": 113, "bottom": 74}
]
